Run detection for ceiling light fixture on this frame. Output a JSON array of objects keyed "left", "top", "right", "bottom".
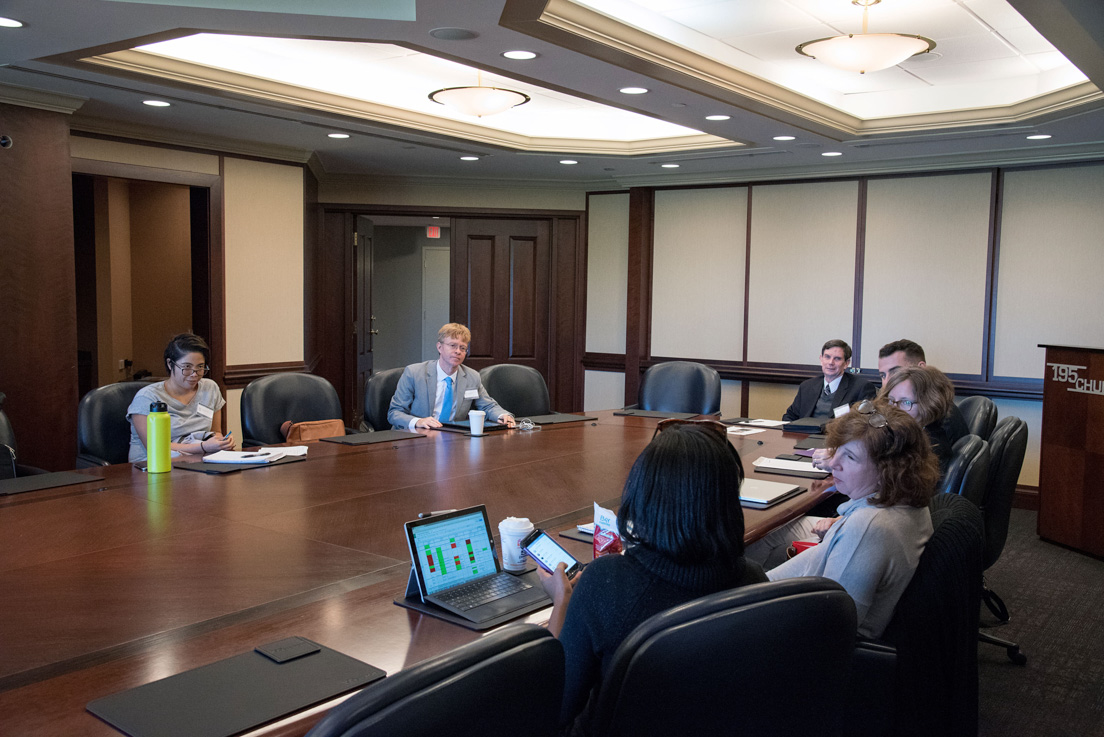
[
  {"left": 619, "top": 87, "right": 649, "bottom": 95},
  {"left": 705, "top": 115, "right": 731, "bottom": 121},
  {"left": 142, "top": 100, "right": 171, "bottom": 107},
  {"left": 502, "top": 50, "right": 538, "bottom": 60},
  {"left": 796, "top": 0, "right": 935, "bottom": 74},
  {"left": 0, "top": 17, "right": 24, "bottom": 28},
  {"left": 327, "top": 133, "right": 350, "bottom": 139},
  {"left": 560, "top": 160, "right": 578, "bottom": 165},
  {"left": 822, "top": 151, "right": 843, "bottom": 156},
  {"left": 1026, "top": 134, "right": 1052, "bottom": 140},
  {"left": 460, "top": 156, "right": 480, "bottom": 161},
  {"left": 661, "top": 163, "right": 680, "bottom": 168},
  {"left": 430, "top": 71, "right": 529, "bottom": 118},
  {"left": 773, "top": 135, "right": 796, "bottom": 141}
]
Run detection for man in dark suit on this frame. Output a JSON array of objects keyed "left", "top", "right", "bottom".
[
  {"left": 388, "top": 323, "right": 515, "bottom": 431},
  {"left": 877, "top": 338, "right": 969, "bottom": 443},
  {"left": 782, "top": 339, "right": 876, "bottom": 421}
]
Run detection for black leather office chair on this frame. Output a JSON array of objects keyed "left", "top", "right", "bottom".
[
  {"left": 0, "top": 392, "right": 47, "bottom": 479},
  {"left": 938, "top": 434, "right": 989, "bottom": 506},
  {"left": 360, "top": 367, "right": 405, "bottom": 432},
  {"left": 956, "top": 396, "right": 998, "bottom": 440},
  {"left": 850, "top": 492, "right": 984, "bottom": 737},
  {"left": 590, "top": 578, "right": 855, "bottom": 737},
  {"left": 977, "top": 416, "right": 1029, "bottom": 664},
  {"left": 305, "top": 624, "right": 563, "bottom": 737},
  {"left": 76, "top": 381, "right": 152, "bottom": 467},
  {"left": 633, "top": 361, "right": 721, "bottom": 415},
  {"left": 478, "top": 364, "right": 551, "bottom": 417},
  {"left": 240, "top": 373, "right": 346, "bottom": 446}
]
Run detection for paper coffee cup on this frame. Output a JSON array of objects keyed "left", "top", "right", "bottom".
[
  {"left": 469, "top": 409, "right": 486, "bottom": 436},
  {"left": 498, "top": 516, "right": 534, "bottom": 571}
]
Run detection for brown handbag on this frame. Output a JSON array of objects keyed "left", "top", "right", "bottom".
[{"left": 282, "top": 419, "right": 345, "bottom": 442}]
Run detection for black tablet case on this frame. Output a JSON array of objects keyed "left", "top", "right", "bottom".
[
  {"left": 321, "top": 430, "right": 425, "bottom": 445},
  {"left": 174, "top": 455, "right": 307, "bottom": 474},
  {"left": 612, "top": 409, "right": 698, "bottom": 419},
  {"left": 393, "top": 567, "right": 550, "bottom": 631},
  {"left": 0, "top": 471, "right": 103, "bottom": 496},
  {"left": 87, "top": 637, "right": 385, "bottom": 737},
  {"left": 522, "top": 413, "right": 597, "bottom": 424}
]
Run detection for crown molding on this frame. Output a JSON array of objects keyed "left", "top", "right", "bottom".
[{"left": 0, "top": 82, "right": 87, "bottom": 114}]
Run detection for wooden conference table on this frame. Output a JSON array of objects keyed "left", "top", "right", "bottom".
[{"left": 0, "top": 411, "right": 832, "bottom": 736}]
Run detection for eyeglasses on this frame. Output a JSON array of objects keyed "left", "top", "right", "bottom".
[
  {"left": 653, "top": 417, "right": 729, "bottom": 441},
  {"left": 855, "top": 400, "right": 887, "bottom": 428},
  {"left": 885, "top": 397, "right": 916, "bottom": 410},
  {"left": 439, "top": 341, "right": 468, "bottom": 354},
  {"left": 171, "top": 361, "right": 209, "bottom": 376}
]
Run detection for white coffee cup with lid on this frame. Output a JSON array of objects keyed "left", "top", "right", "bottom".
[
  {"left": 498, "top": 516, "right": 534, "bottom": 571},
  {"left": 469, "top": 409, "right": 486, "bottom": 436}
]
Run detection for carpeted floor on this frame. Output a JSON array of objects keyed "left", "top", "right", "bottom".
[{"left": 978, "top": 509, "right": 1104, "bottom": 737}]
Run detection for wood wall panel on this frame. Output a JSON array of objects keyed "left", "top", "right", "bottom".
[
  {"left": 0, "top": 104, "right": 77, "bottom": 471},
  {"left": 510, "top": 237, "right": 537, "bottom": 359},
  {"left": 465, "top": 235, "right": 496, "bottom": 360}
]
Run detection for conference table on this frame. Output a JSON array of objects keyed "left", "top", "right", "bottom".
[{"left": 0, "top": 411, "right": 833, "bottom": 736}]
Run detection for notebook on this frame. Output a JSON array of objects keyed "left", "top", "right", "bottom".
[
  {"left": 739, "top": 478, "right": 804, "bottom": 509},
  {"left": 404, "top": 506, "right": 549, "bottom": 624},
  {"left": 436, "top": 419, "right": 510, "bottom": 434}
]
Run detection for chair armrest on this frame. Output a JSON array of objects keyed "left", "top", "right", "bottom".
[
  {"left": 75, "top": 454, "right": 111, "bottom": 468},
  {"left": 843, "top": 639, "right": 897, "bottom": 737}
]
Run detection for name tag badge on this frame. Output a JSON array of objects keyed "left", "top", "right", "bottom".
[
  {"left": 464, "top": 389, "right": 479, "bottom": 399},
  {"left": 197, "top": 404, "right": 215, "bottom": 419},
  {"left": 833, "top": 404, "right": 850, "bottom": 418}
]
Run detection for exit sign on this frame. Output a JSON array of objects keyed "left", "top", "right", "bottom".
[{"left": 426, "top": 226, "right": 441, "bottom": 239}]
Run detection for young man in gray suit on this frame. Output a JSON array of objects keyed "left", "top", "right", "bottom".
[{"left": 388, "top": 323, "right": 515, "bottom": 431}]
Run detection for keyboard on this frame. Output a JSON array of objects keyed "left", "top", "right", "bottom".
[{"left": 435, "top": 573, "right": 532, "bottom": 612}]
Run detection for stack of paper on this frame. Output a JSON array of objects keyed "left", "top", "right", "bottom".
[{"left": 203, "top": 450, "right": 286, "bottom": 464}]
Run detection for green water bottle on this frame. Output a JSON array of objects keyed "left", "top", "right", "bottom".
[{"left": 147, "top": 402, "right": 171, "bottom": 474}]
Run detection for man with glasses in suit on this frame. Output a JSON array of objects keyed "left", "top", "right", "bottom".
[{"left": 388, "top": 323, "right": 515, "bottom": 431}]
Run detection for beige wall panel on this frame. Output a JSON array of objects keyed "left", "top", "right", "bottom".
[
  {"left": 70, "top": 137, "right": 219, "bottom": 175},
  {"left": 990, "top": 398, "right": 1042, "bottom": 487},
  {"left": 720, "top": 379, "right": 744, "bottom": 419},
  {"left": 747, "top": 181, "right": 858, "bottom": 365},
  {"left": 748, "top": 381, "right": 800, "bottom": 421},
  {"left": 129, "top": 182, "right": 192, "bottom": 376},
  {"left": 994, "top": 165, "right": 1104, "bottom": 379},
  {"left": 97, "top": 179, "right": 135, "bottom": 385},
  {"left": 318, "top": 180, "right": 585, "bottom": 211},
  {"left": 586, "top": 193, "right": 629, "bottom": 354},
  {"left": 223, "top": 157, "right": 304, "bottom": 365},
  {"left": 584, "top": 370, "right": 625, "bottom": 412},
  {"left": 652, "top": 188, "right": 746, "bottom": 361},
  {"left": 226, "top": 388, "right": 243, "bottom": 443},
  {"left": 861, "top": 174, "right": 990, "bottom": 374}
]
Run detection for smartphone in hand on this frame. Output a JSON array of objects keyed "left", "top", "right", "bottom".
[{"left": 521, "top": 528, "right": 581, "bottom": 578}]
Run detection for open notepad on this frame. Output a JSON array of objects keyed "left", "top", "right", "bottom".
[{"left": 203, "top": 449, "right": 287, "bottom": 464}]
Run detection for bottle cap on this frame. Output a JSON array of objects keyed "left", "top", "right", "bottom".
[{"left": 150, "top": 402, "right": 168, "bottom": 413}]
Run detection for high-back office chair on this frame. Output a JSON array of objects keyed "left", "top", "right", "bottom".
[
  {"left": 977, "top": 416, "right": 1029, "bottom": 664},
  {"left": 359, "top": 367, "right": 405, "bottom": 432},
  {"left": 938, "top": 434, "right": 989, "bottom": 506},
  {"left": 590, "top": 578, "right": 855, "bottom": 737},
  {"left": 633, "top": 361, "right": 721, "bottom": 415},
  {"left": 876, "top": 492, "right": 984, "bottom": 737},
  {"left": 478, "top": 364, "right": 551, "bottom": 417},
  {"left": 957, "top": 396, "right": 998, "bottom": 440},
  {"left": 305, "top": 624, "right": 563, "bottom": 737},
  {"left": 240, "top": 373, "right": 345, "bottom": 446},
  {"left": 76, "top": 381, "right": 151, "bottom": 467},
  {"left": 0, "top": 392, "right": 46, "bottom": 479}
]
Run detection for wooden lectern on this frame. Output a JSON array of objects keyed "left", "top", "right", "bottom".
[{"left": 1038, "top": 344, "right": 1104, "bottom": 557}]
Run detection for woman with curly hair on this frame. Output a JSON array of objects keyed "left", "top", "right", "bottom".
[{"left": 767, "top": 400, "right": 940, "bottom": 638}]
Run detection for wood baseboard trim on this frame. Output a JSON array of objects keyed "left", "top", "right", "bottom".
[{"left": 1013, "top": 485, "right": 1039, "bottom": 511}]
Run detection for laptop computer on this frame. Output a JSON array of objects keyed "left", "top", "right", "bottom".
[
  {"left": 404, "top": 506, "right": 549, "bottom": 624},
  {"left": 739, "top": 478, "right": 804, "bottom": 509}
]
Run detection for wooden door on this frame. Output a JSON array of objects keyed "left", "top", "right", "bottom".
[
  {"left": 351, "top": 216, "right": 375, "bottom": 427},
  {"left": 450, "top": 218, "right": 551, "bottom": 379}
]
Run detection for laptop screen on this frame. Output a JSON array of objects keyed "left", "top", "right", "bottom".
[{"left": 407, "top": 507, "right": 499, "bottom": 595}]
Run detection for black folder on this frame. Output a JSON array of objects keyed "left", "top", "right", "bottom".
[
  {"left": 0, "top": 471, "right": 103, "bottom": 496},
  {"left": 87, "top": 637, "right": 384, "bottom": 737},
  {"left": 321, "top": 430, "right": 426, "bottom": 445}
]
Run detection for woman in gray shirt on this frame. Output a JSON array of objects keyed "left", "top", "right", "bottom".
[{"left": 126, "top": 333, "right": 234, "bottom": 462}]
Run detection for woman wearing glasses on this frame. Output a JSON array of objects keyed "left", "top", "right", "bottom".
[
  {"left": 879, "top": 365, "right": 957, "bottom": 475},
  {"left": 539, "top": 421, "right": 766, "bottom": 732},
  {"left": 126, "top": 333, "right": 234, "bottom": 462},
  {"left": 767, "top": 403, "right": 939, "bottom": 638}
]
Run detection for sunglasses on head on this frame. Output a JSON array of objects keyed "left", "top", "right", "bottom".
[{"left": 855, "top": 400, "right": 888, "bottom": 428}]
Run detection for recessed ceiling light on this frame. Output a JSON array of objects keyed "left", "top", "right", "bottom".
[
  {"left": 773, "top": 135, "right": 796, "bottom": 141},
  {"left": 661, "top": 163, "right": 680, "bottom": 168},
  {"left": 460, "top": 156, "right": 480, "bottom": 161},
  {"left": 502, "top": 50, "right": 538, "bottom": 60},
  {"left": 822, "top": 151, "right": 843, "bottom": 157},
  {"left": 619, "top": 87, "right": 648, "bottom": 95},
  {"left": 327, "top": 133, "right": 350, "bottom": 139},
  {"left": 142, "top": 100, "right": 171, "bottom": 107},
  {"left": 430, "top": 27, "right": 478, "bottom": 41},
  {"left": 0, "top": 17, "right": 24, "bottom": 28},
  {"left": 560, "top": 160, "right": 578, "bottom": 165},
  {"left": 1026, "top": 134, "right": 1052, "bottom": 140},
  {"left": 705, "top": 115, "right": 730, "bottom": 121}
]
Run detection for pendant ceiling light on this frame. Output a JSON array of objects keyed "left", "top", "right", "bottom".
[
  {"left": 796, "top": 0, "right": 935, "bottom": 74},
  {"left": 429, "top": 71, "right": 530, "bottom": 117}
]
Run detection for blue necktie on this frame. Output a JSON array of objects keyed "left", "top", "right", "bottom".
[{"left": 440, "top": 376, "right": 453, "bottom": 422}]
